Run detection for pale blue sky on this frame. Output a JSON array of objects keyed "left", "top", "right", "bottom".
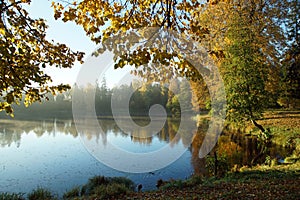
[
  {"left": 26, "top": 0, "right": 132, "bottom": 88},
  {"left": 26, "top": 0, "right": 96, "bottom": 85}
]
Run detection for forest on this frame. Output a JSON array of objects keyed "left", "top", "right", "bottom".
[{"left": 0, "top": 78, "right": 198, "bottom": 118}]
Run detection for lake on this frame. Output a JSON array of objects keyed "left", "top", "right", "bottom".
[
  {"left": 0, "top": 118, "right": 195, "bottom": 196},
  {"left": 0, "top": 118, "right": 291, "bottom": 197}
]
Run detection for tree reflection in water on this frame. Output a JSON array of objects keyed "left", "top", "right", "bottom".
[{"left": 0, "top": 117, "right": 292, "bottom": 176}]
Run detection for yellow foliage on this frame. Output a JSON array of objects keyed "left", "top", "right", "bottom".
[{"left": 0, "top": 0, "right": 84, "bottom": 114}]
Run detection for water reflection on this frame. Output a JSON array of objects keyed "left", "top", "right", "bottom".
[
  {"left": 0, "top": 118, "right": 292, "bottom": 196},
  {"left": 0, "top": 118, "right": 291, "bottom": 167},
  {"left": 0, "top": 118, "right": 196, "bottom": 150},
  {"left": 190, "top": 119, "right": 292, "bottom": 177},
  {"left": 0, "top": 118, "right": 195, "bottom": 196},
  {"left": 0, "top": 119, "right": 77, "bottom": 148},
  {"left": 74, "top": 117, "right": 197, "bottom": 172},
  {"left": 74, "top": 118, "right": 195, "bottom": 146}
]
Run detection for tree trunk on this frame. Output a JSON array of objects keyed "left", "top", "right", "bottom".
[
  {"left": 251, "top": 145, "right": 266, "bottom": 166},
  {"left": 251, "top": 119, "right": 265, "bottom": 132},
  {"left": 214, "top": 151, "right": 218, "bottom": 177},
  {"left": 251, "top": 120, "right": 268, "bottom": 166}
]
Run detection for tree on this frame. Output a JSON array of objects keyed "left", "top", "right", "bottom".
[
  {"left": 190, "top": 78, "right": 210, "bottom": 112},
  {"left": 279, "top": 0, "right": 300, "bottom": 107},
  {"left": 221, "top": 9, "right": 268, "bottom": 132},
  {"left": 166, "top": 79, "right": 180, "bottom": 116},
  {"left": 52, "top": 0, "right": 207, "bottom": 44},
  {"left": 0, "top": 0, "right": 84, "bottom": 115},
  {"left": 95, "top": 77, "right": 113, "bottom": 115},
  {"left": 52, "top": 0, "right": 209, "bottom": 83},
  {"left": 197, "top": 0, "right": 289, "bottom": 132},
  {"left": 54, "top": 0, "right": 290, "bottom": 128},
  {"left": 178, "top": 79, "right": 192, "bottom": 113}
]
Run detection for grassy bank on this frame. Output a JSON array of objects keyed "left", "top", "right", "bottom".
[
  {"left": 251, "top": 110, "right": 300, "bottom": 157},
  {"left": 121, "top": 163, "right": 300, "bottom": 200},
  {"left": 0, "top": 176, "right": 135, "bottom": 200},
  {"left": 2, "top": 164, "right": 299, "bottom": 200}
]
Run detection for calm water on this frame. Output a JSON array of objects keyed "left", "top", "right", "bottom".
[
  {"left": 0, "top": 118, "right": 291, "bottom": 197},
  {"left": 0, "top": 118, "right": 194, "bottom": 196}
]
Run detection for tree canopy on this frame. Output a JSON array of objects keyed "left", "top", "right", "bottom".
[
  {"left": 51, "top": 0, "right": 300, "bottom": 131},
  {"left": 2, "top": 0, "right": 299, "bottom": 129},
  {"left": 0, "top": 0, "right": 84, "bottom": 115}
]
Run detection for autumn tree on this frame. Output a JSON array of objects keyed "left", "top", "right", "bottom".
[
  {"left": 53, "top": 0, "right": 291, "bottom": 130},
  {"left": 197, "top": 0, "right": 289, "bottom": 132},
  {"left": 190, "top": 78, "right": 210, "bottom": 112},
  {"left": 52, "top": 0, "right": 212, "bottom": 82},
  {"left": 279, "top": 0, "right": 300, "bottom": 108},
  {"left": 178, "top": 79, "right": 192, "bottom": 113},
  {"left": 0, "top": 0, "right": 84, "bottom": 115},
  {"left": 221, "top": 9, "right": 268, "bottom": 132}
]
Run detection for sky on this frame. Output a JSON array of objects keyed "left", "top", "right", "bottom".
[
  {"left": 26, "top": 0, "right": 131, "bottom": 88},
  {"left": 26, "top": 0, "right": 94, "bottom": 85}
]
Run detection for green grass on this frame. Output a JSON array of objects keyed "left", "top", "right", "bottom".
[
  {"left": 158, "top": 175, "right": 203, "bottom": 190},
  {"left": 202, "top": 161, "right": 300, "bottom": 185},
  {"left": 243, "top": 110, "right": 300, "bottom": 157},
  {"left": 269, "top": 127, "right": 300, "bottom": 149},
  {"left": 250, "top": 126, "right": 300, "bottom": 157},
  {"left": 90, "top": 183, "right": 131, "bottom": 199}
]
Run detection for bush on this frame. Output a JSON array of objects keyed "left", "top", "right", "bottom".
[
  {"left": 185, "top": 175, "right": 203, "bottom": 186},
  {"left": 83, "top": 176, "right": 109, "bottom": 195},
  {"left": 27, "top": 187, "right": 56, "bottom": 200},
  {"left": 92, "top": 183, "right": 130, "bottom": 199},
  {"left": 206, "top": 154, "right": 230, "bottom": 177},
  {"left": 0, "top": 192, "right": 24, "bottom": 200},
  {"left": 108, "top": 177, "right": 135, "bottom": 190},
  {"left": 160, "top": 180, "right": 184, "bottom": 190},
  {"left": 73, "top": 176, "right": 134, "bottom": 199},
  {"left": 63, "top": 186, "right": 81, "bottom": 199}
]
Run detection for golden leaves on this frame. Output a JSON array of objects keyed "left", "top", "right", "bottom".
[
  {"left": 52, "top": 0, "right": 204, "bottom": 45},
  {"left": 0, "top": 0, "right": 84, "bottom": 114}
]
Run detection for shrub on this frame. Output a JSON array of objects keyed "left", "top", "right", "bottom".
[
  {"left": 92, "top": 183, "right": 130, "bottom": 199},
  {"left": 63, "top": 186, "right": 81, "bottom": 199},
  {"left": 79, "top": 175, "right": 134, "bottom": 198},
  {"left": 27, "top": 187, "right": 55, "bottom": 200},
  {"left": 206, "top": 154, "right": 230, "bottom": 177},
  {"left": 0, "top": 192, "right": 24, "bottom": 200},
  {"left": 108, "top": 177, "right": 135, "bottom": 190}
]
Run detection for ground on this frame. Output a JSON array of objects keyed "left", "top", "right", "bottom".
[
  {"left": 117, "top": 163, "right": 300, "bottom": 200},
  {"left": 259, "top": 110, "right": 300, "bottom": 129}
]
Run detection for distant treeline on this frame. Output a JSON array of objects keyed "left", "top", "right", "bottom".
[{"left": 0, "top": 78, "right": 203, "bottom": 119}]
